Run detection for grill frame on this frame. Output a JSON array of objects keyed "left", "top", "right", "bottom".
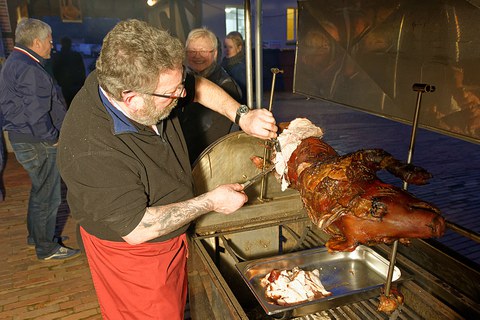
[
  {"left": 188, "top": 214, "right": 479, "bottom": 319},
  {"left": 187, "top": 131, "right": 479, "bottom": 319}
]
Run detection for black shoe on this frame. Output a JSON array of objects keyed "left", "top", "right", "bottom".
[
  {"left": 27, "top": 235, "right": 70, "bottom": 247},
  {"left": 54, "top": 235, "right": 70, "bottom": 244},
  {"left": 40, "top": 246, "right": 81, "bottom": 261}
]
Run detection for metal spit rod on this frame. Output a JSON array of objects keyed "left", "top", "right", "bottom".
[
  {"left": 268, "top": 68, "right": 284, "bottom": 112},
  {"left": 384, "top": 83, "right": 435, "bottom": 296},
  {"left": 259, "top": 68, "right": 284, "bottom": 201}
]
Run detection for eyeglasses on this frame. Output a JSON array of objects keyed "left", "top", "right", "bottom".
[
  {"left": 123, "top": 67, "right": 187, "bottom": 100},
  {"left": 186, "top": 50, "right": 214, "bottom": 57},
  {"left": 144, "top": 84, "right": 186, "bottom": 99}
]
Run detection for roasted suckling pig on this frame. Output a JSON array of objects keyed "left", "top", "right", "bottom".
[{"left": 272, "top": 118, "right": 446, "bottom": 253}]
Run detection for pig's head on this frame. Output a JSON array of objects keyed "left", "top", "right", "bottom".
[{"left": 324, "top": 180, "right": 445, "bottom": 252}]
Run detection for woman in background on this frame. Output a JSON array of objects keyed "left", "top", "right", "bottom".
[{"left": 222, "top": 31, "right": 246, "bottom": 103}]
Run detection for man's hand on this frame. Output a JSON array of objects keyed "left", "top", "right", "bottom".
[
  {"left": 239, "top": 108, "right": 278, "bottom": 140},
  {"left": 192, "top": 77, "right": 278, "bottom": 139},
  {"left": 207, "top": 183, "right": 248, "bottom": 214}
]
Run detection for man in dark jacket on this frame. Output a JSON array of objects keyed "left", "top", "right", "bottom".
[
  {"left": 181, "top": 27, "right": 243, "bottom": 165},
  {"left": 0, "top": 18, "right": 80, "bottom": 260},
  {"left": 52, "top": 36, "right": 86, "bottom": 107}
]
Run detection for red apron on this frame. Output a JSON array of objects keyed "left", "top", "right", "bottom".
[{"left": 80, "top": 227, "right": 188, "bottom": 320}]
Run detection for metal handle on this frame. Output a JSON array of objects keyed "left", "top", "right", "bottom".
[
  {"left": 385, "top": 82, "right": 435, "bottom": 297},
  {"left": 259, "top": 68, "right": 284, "bottom": 200}
]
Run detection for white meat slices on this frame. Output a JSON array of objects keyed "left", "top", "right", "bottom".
[
  {"left": 260, "top": 266, "right": 332, "bottom": 306},
  {"left": 274, "top": 118, "right": 324, "bottom": 190}
]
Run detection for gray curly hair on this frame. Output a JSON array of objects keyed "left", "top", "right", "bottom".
[{"left": 96, "top": 19, "right": 185, "bottom": 100}]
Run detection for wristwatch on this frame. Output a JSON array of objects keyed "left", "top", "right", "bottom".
[{"left": 235, "top": 104, "right": 250, "bottom": 125}]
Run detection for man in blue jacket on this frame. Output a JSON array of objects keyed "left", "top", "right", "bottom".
[{"left": 0, "top": 18, "right": 79, "bottom": 260}]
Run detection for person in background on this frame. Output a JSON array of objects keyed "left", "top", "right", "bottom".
[
  {"left": 180, "top": 27, "right": 243, "bottom": 165},
  {"left": 0, "top": 111, "right": 5, "bottom": 202},
  {"left": 52, "top": 36, "right": 86, "bottom": 107},
  {"left": 222, "top": 31, "right": 247, "bottom": 104},
  {"left": 0, "top": 18, "right": 80, "bottom": 260},
  {"left": 56, "top": 19, "right": 277, "bottom": 320},
  {"left": 0, "top": 57, "right": 5, "bottom": 201}
]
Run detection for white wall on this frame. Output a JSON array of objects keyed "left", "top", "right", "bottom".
[{"left": 200, "top": 0, "right": 297, "bottom": 51}]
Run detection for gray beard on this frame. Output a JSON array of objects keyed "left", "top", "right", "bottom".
[{"left": 132, "top": 97, "right": 178, "bottom": 126}]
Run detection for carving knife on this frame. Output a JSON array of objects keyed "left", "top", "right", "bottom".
[{"left": 240, "top": 165, "right": 275, "bottom": 189}]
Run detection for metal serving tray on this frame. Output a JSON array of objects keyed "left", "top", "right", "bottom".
[{"left": 236, "top": 245, "right": 403, "bottom": 317}]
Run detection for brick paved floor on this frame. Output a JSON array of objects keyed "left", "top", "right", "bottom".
[
  {"left": 0, "top": 157, "right": 102, "bottom": 320},
  {"left": 0, "top": 92, "right": 478, "bottom": 319}
]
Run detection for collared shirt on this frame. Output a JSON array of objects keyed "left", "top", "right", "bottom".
[{"left": 98, "top": 86, "right": 139, "bottom": 134}]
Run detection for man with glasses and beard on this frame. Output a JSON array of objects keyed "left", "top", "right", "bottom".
[{"left": 57, "top": 19, "right": 277, "bottom": 320}]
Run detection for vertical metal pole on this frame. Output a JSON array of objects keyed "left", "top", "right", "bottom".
[
  {"left": 244, "top": 0, "right": 254, "bottom": 108},
  {"left": 259, "top": 68, "right": 284, "bottom": 201},
  {"left": 268, "top": 69, "right": 284, "bottom": 111},
  {"left": 255, "top": 0, "right": 264, "bottom": 108},
  {"left": 384, "top": 83, "right": 435, "bottom": 296},
  {"left": 267, "top": 69, "right": 283, "bottom": 112},
  {"left": 279, "top": 225, "right": 284, "bottom": 254},
  {"left": 214, "top": 236, "right": 220, "bottom": 266}
]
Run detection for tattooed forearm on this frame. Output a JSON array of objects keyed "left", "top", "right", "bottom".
[
  {"left": 143, "top": 193, "right": 212, "bottom": 234},
  {"left": 123, "top": 193, "right": 214, "bottom": 244},
  {"left": 123, "top": 183, "right": 247, "bottom": 245}
]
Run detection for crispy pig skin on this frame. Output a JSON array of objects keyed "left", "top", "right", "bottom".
[{"left": 284, "top": 136, "right": 445, "bottom": 252}]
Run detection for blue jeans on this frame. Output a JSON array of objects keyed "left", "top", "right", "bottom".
[{"left": 11, "top": 142, "right": 61, "bottom": 258}]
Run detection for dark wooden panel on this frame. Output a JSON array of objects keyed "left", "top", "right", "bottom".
[{"left": 25, "top": 0, "right": 146, "bottom": 19}]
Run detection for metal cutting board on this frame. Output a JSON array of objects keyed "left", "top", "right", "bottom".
[{"left": 236, "top": 245, "right": 403, "bottom": 317}]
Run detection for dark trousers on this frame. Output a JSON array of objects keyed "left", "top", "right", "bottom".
[{"left": 11, "top": 142, "right": 61, "bottom": 258}]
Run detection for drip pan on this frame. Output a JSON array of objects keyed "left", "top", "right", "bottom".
[{"left": 236, "top": 245, "right": 404, "bottom": 317}]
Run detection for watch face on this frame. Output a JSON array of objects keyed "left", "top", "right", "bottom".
[
  {"left": 238, "top": 105, "right": 249, "bottom": 114},
  {"left": 235, "top": 105, "right": 249, "bottom": 125}
]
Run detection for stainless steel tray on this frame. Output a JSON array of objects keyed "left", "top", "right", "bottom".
[{"left": 235, "top": 245, "right": 403, "bottom": 317}]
